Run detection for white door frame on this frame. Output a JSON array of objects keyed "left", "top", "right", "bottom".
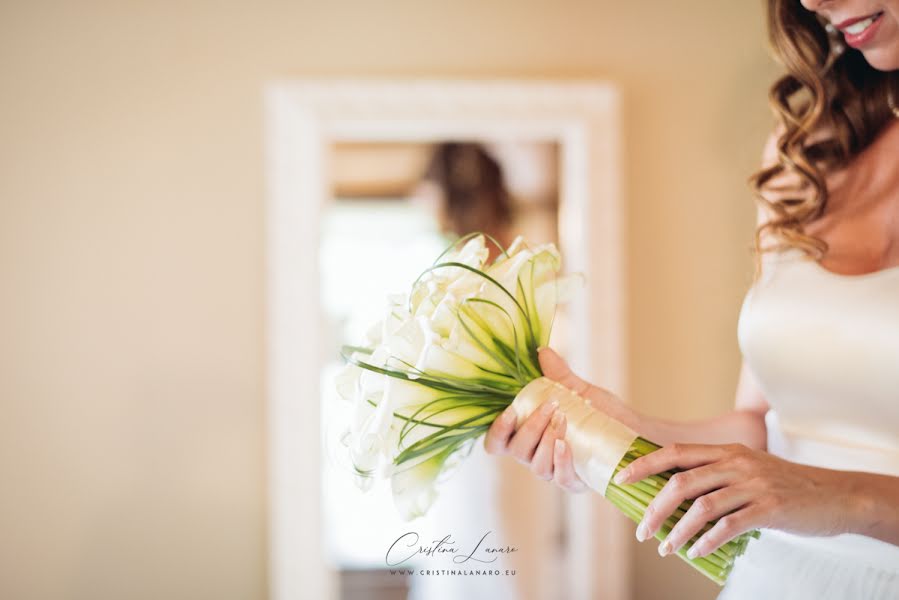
[{"left": 265, "top": 79, "right": 629, "bottom": 600}]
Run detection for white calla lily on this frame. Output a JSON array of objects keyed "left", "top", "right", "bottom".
[{"left": 339, "top": 234, "right": 558, "bottom": 517}]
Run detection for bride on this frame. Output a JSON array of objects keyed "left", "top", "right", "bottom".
[{"left": 486, "top": 0, "right": 899, "bottom": 597}]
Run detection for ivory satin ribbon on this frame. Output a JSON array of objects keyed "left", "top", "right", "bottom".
[{"left": 510, "top": 377, "right": 638, "bottom": 494}]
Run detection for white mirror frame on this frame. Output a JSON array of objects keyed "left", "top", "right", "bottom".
[{"left": 265, "top": 79, "right": 629, "bottom": 600}]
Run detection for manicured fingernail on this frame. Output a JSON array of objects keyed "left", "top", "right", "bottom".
[
  {"left": 550, "top": 412, "right": 561, "bottom": 428},
  {"left": 542, "top": 399, "right": 559, "bottom": 414},
  {"left": 658, "top": 539, "right": 671, "bottom": 557},
  {"left": 536, "top": 345, "right": 548, "bottom": 352},
  {"left": 613, "top": 468, "right": 629, "bottom": 485},
  {"left": 687, "top": 545, "right": 700, "bottom": 559},
  {"left": 635, "top": 522, "right": 648, "bottom": 542},
  {"left": 554, "top": 439, "right": 565, "bottom": 455},
  {"left": 503, "top": 406, "right": 517, "bottom": 424}
]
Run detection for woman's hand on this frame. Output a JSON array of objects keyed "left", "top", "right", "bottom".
[
  {"left": 484, "top": 347, "right": 632, "bottom": 493},
  {"left": 614, "top": 442, "right": 862, "bottom": 559},
  {"left": 484, "top": 389, "right": 587, "bottom": 493}
]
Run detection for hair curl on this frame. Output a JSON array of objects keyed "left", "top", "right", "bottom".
[{"left": 751, "top": 0, "right": 898, "bottom": 268}]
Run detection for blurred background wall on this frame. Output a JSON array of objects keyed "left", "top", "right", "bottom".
[{"left": 0, "top": 1, "right": 778, "bottom": 599}]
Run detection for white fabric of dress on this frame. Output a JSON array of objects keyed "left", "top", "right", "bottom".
[{"left": 718, "top": 248, "right": 899, "bottom": 599}]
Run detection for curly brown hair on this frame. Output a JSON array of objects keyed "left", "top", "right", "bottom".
[{"left": 751, "top": 0, "right": 898, "bottom": 266}]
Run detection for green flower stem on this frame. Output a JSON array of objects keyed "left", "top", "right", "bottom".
[
  {"left": 608, "top": 483, "right": 733, "bottom": 566},
  {"left": 605, "top": 485, "right": 727, "bottom": 585}
]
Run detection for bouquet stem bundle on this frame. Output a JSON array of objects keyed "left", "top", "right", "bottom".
[{"left": 337, "top": 233, "right": 758, "bottom": 585}]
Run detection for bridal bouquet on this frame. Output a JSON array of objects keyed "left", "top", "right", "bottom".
[{"left": 336, "top": 234, "right": 757, "bottom": 585}]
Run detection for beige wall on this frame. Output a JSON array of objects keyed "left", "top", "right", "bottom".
[{"left": 0, "top": 1, "right": 778, "bottom": 599}]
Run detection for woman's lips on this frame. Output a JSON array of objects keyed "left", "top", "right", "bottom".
[{"left": 836, "top": 12, "right": 885, "bottom": 48}]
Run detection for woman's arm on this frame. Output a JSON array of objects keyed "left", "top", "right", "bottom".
[
  {"left": 846, "top": 470, "right": 899, "bottom": 546},
  {"left": 634, "top": 361, "right": 769, "bottom": 449},
  {"left": 484, "top": 349, "right": 769, "bottom": 491},
  {"left": 485, "top": 348, "right": 899, "bottom": 552}
]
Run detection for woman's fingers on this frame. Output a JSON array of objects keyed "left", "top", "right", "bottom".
[
  {"left": 484, "top": 394, "right": 586, "bottom": 492},
  {"left": 638, "top": 463, "right": 737, "bottom": 542},
  {"left": 688, "top": 504, "right": 768, "bottom": 559},
  {"left": 615, "top": 443, "right": 737, "bottom": 485},
  {"left": 532, "top": 409, "right": 590, "bottom": 493},
  {"left": 484, "top": 405, "right": 517, "bottom": 455},
  {"left": 552, "top": 438, "right": 587, "bottom": 493},
  {"left": 530, "top": 411, "right": 566, "bottom": 480},
  {"left": 660, "top": 486, "right": 752, "bottom": 556},
  {"left": 507, "top": 398, "right": 559, "bottom": 464},
  {"left": 537, "top": 348, "right": 592, "bottom": 396}
]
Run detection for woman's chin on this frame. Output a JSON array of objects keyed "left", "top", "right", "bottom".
[{"left": 860, "top": 46, "right": 899, "bottom": 71}]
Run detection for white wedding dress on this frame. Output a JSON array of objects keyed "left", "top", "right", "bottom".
[{"left": 718, "top": 248, "right": 899, "bottom": 599}]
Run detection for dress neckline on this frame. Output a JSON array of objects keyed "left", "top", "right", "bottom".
[
  {"left": 808, "top": 260, "right": 899, "bottom": 281},
  {"left": 776, "top": 248, "right": 899, "bottom": 282}
]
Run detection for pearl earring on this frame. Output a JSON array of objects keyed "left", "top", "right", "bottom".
[{"left": 823, "top": 23, "right": 845, "bottom": 57}]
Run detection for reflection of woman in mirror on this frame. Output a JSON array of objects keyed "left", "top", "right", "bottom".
[
  {"left": 487, "top": 1, "right": 899, "bottom": 597},
  {"left": 415, "top": 142, "right": 514, "bottom": 262}
]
